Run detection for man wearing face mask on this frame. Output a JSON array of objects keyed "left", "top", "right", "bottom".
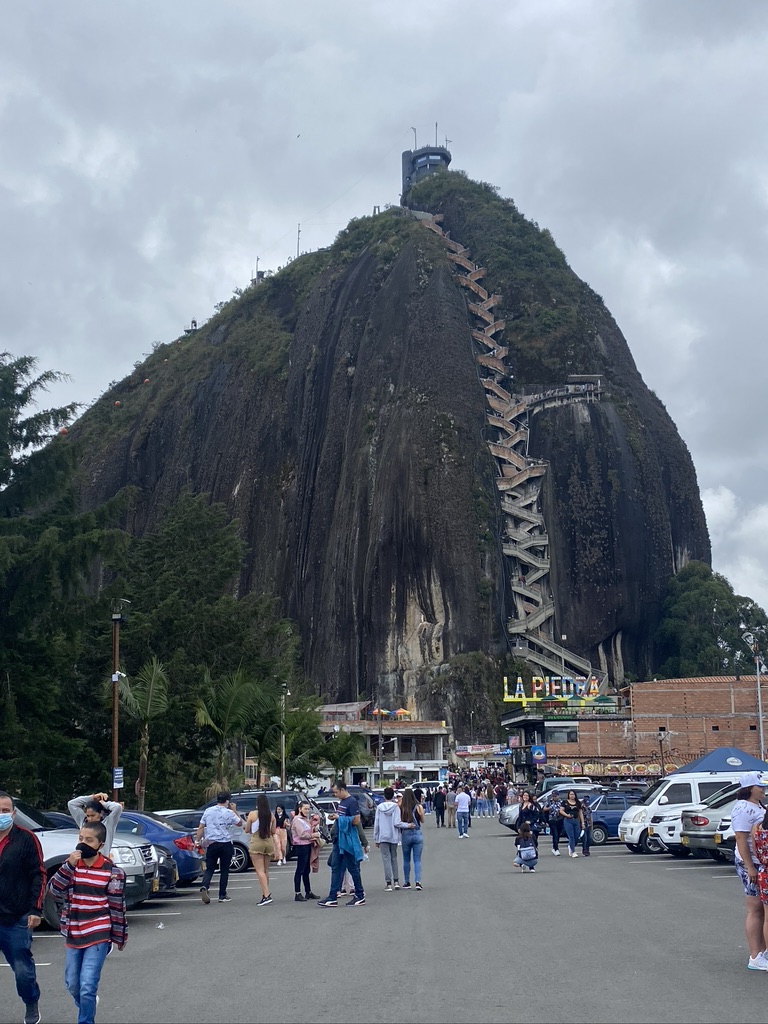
[
  {"left": 67, "top": 791, "right": 123, "bottom": 856},
  {"left": 0, "top": 790, "right": 45, "bottom": 1024},
  {"left": 48, "top": 821, "right": 127, "bottom": 1024}
]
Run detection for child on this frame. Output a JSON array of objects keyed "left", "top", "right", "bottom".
[
  {"left": 514, "top": 822, "right": 538, "bottom": 872},
  {"left": 48, "top": 820, "right": 127, "bottom": 1024}
]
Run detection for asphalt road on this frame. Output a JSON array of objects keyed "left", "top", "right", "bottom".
[{"left": 9, "top": 817, "right": 766, "bottom": 1024}]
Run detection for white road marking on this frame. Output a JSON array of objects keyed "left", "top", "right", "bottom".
[
  {"left": 1, "top": 962, "right": 52, "bottom": 967},
  {"left": 128, "top": 912, "right": 182, "bottom": 916}
]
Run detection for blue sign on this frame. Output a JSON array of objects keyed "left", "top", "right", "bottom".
[
  {"left": 531, "top": 745, "right": 547, "bottom": 765},
  {"left": 112, "top": 767, "right": 124, "bottom": 789}
]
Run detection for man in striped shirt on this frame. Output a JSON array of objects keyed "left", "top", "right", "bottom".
[{"left": 48, "top": 821, "right": 127, "bottom": 1024}]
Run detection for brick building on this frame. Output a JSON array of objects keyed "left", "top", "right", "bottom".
[{"left": 502, "top": 675, "right": 767, "bottom": 778}]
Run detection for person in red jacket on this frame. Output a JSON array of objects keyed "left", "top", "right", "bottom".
[
  {"left": 48, "top": 820, "right": 127, "bottom": 1024},
  {"left": 0, "top": 790, "right": 45, "bottom": 1024}
]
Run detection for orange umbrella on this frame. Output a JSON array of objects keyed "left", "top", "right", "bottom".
[
  {"left": 394, "top": 708, "right": 410, "bottom": 716},
  {"left": 372, "top": 707, "right": 391, "bottom": 715}
]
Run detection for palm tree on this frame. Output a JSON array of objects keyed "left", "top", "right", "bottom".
[
  {"left": 322, "top": 732, "right": 371, "bottom": 784},
  {"left": 194, "top": 668, "right": 275, "bottom": 794},
  {"left": 118, "top": 657, "right": 169, "bottom": 811}
]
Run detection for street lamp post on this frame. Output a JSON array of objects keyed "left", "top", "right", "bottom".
[
  {"left": 657, "top": 729, "right": 665, "bottom": 774},
  {"left": 280, "top": 683, "right": 290, "bottom": 790},
  {"left": 377, "top": 693, "right": 384, "bottom": 785},
  {"left": 743, "top": 631, "right": 765, "bottom": 759},
  {"left": 110, "top": 603, "right": 125, "bottom": 801},
  {"left": 470, "top": 711, "right": 474, "bottom": 744}
]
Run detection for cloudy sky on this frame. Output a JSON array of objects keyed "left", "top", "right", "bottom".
[{"left": 3, "top": 0, "right": 767, "bottom": 609}]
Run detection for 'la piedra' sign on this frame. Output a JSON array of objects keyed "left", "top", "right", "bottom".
[{"left": 503, "top": 675, "right": 602, "bottom": 702}]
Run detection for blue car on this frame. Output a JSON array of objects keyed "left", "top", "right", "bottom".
[
  {"left": 584, "top": 793, "right": 636, "bottom": 845},
  {"left": 115, "top": 811, "right": 203, "bottom": 884}
]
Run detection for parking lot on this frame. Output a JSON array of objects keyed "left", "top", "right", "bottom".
[{"left": 14, "top": 817, "right": 768, "bottom": 1024}]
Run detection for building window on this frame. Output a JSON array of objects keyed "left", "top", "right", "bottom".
[
  {"left": 544, "top": 722, "right": 578, "bottom": 744},
  {"left": 750, "top": 725, "right": 757, "bottom": 731},
  {"left": 711, "top": 726, "right": 719, "bottom": 732}
]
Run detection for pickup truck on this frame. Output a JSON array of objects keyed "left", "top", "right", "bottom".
[{"left": 14, "top": 802, "right": 157, "bottom": 928}]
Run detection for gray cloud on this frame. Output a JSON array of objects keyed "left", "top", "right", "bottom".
[{"left": 3, "top": 0, "right": 767, "bottom": 608}]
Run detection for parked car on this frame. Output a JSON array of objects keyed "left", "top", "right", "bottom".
[
  {"left": 115, "top": 811, "right": 203, "bottom": 885},
  {"left": 154, "top": 808, "right": 251, "bottom": 872},
  {"left": 499, "top": 786, "right": 602, "bottom": 833},
  {"left": 619, "top": 773, "right": 742, "bottom": 854},
  {"left": 712, "top": 815, "right": 737, "bottom": 862},
  {"left": 13, "top": 802, "right": 156, "bottom": 928},
  {"left": 680, "top": 784, "right": 740, "bottom": 862},
  {"left": 152, "top": 845, "right": 178, "bottom": 895},
  {"left": 196, "top": 790, "right": 331, "bottom": 865},
  {"left": 609, "top": 782, "right": 650, "bottom": 801},
  {"left": 341, "top": 787, "right": 376, "bottom": 827},
  {"left": 534, "top": 777, "right": 578, "bottom": 797},
  {"left": 582, "top": 792, "right": 637, "bottom": 845},
  {"left": 313, "top": 797, "right": 340, "bottom": 828},
  {"left": 43, "top": 811, "right": 78, "bottom": 829}
]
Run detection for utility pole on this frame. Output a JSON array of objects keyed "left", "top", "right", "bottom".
[
  {"left": 411, "top": 126, "right": 417, "bottom": 150},
  {"left": 276, "top": 684, "right": 288, "bottom": 786},
  {"left": 743, "top": 631, "right": 764, "bottom": 759},
  {"left": 296, "top": 223, "right": 301, "bottom": 260},
  {"left": 377, "top": 689, "right": 384, "bottom": 785},
  {"left": 111, "top": 603, "right": 123, "bottom": 801},
  {"left": 657, "top": 729, "right": 665, "bottom": 774}
]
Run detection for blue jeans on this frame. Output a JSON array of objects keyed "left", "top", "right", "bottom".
[
  {"left": 457, "top": 811, "right": 469, "bottom": 836},
  {"left": 0, "top": 916, "right": 40, "bottom": 1005},
  {"left": 65, "top": 942, "right": 110, "bottom": 1024},
  {"left": 327, "top": 849, "right": 364, "bottom": 901},
  {"left": 401, "top": 829, "right": 423, "bottom": 884},
  {"left": 563, "top": 817, "right": 580, "bottom": 852}
]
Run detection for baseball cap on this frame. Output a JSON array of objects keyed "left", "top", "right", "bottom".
[{"left": 739, "top": 771, "right": 767, "bottom": 788}]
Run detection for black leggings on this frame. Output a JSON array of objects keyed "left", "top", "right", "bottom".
[{"left": 293, "top": 844, "right": 311, "bottom": 894}]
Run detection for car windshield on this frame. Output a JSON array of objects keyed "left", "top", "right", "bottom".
[
  {"left": 126, "top": 812, "right": 180, "bottom": 831},
  {"left": 637, "top": 779, "right": 669, "bottom": 805},
  {"left": 701, "top": 783, "right": 739, "bottom": 808},
  {"left": 12, "top": 802, "right": 61, "bottom": 831}
]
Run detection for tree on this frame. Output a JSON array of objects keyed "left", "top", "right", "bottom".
[
  {"left": 194, "top": 668, "right": 276, "bottom": 793},
  {"left": 322, "top": 732, "right": 371, "bottom": 784},
  {"left": 118, "top": 658, "right": 169, "bottom": 811},
  {"left": 654, "top": 561, "right": 768, "bottom": 678}
]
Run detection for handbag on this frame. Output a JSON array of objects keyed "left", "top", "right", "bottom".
[{"left": 313, "top": 835, "right": 327, "bottom": 849}]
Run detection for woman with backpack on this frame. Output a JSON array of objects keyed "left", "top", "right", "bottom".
[{"left": 514, "top": 823, "right": 538, "bottom": 872}]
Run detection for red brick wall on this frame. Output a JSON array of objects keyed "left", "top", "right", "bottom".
[{"left": 545, "top": 676, "right": 766, "bottom": 762}]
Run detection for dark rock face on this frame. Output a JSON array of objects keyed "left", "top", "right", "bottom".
[{"left": 75, "top": 172, "right": 710, "bottom": 699}]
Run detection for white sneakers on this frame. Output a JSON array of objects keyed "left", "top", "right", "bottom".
[
  {"left": 747, "top": 951, "right": 768, "bottom": 971},
  {"left": 570, "top": 851, "right": 579, "bottom": 858},
  {"left": 552, "top": 849, "right": 561, "bottom": 856}
]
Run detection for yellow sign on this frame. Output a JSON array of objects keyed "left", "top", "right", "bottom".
[{"left": 503, "top": 675, "right": 601, "bottom": 702}]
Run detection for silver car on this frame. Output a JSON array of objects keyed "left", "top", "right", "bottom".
[{"left": 680, "top": 784, "right": 739, "bottom": 862}]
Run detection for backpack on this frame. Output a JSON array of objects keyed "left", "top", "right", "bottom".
[{"left": 518, "top": 840, "right": 537, "bottom": 860}]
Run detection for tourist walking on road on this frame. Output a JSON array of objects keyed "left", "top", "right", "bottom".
[
  {"left": 374, "top": 787, "right": 401, "bottom": 891},
  {"left": 560, "top": 791, "right": 584, "bottom": 858},
  {"left": 273, "top": 805, "right": 288, "bottom": 865},
  {"left": 397, "top": 789, "right": 425, "bottom": 889},
  {"left": 433, "top": 786, "right": 446, "bottom": 827},
  {"left": 544, "top": 793, "right": 564, "bottom": 855},
  {"left": 246, "top": 794, "right": 275, "bottom": 906},
  {"left": 514, "top": 823, "right": 538, "bottom": 872},
  {"left": 731, "top": 772, "right": 768, "bottom": 970},
  {"left": 195, "top": 791, "right": 243, "bottom": 904},
  {"left": 48, "top": 820, "right": 127, "bottom": 1024},
  {"left": 456, "top": 786, "right": 471, "bottom": 838},
  {"left": 67, "top": 791, "right": 123, "bottom": 856},
  {"left": 446, "top": 787, "right": 457, "bottom": 829},
  {"left": 0, "top": 790, "right": 45, "bottom": 1024},
  {"left": 318, "top": 782, "right": 365, "bottom": 908},
  {"left": 290, "top": 801, "right": 318, "bottom": 902},
  {"left": 581, "top": 796, "right": 593, "bottom": 856}
]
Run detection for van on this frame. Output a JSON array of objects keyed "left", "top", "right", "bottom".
[{"left": 618, "top": 772, "right": 743, "bottom": 854}]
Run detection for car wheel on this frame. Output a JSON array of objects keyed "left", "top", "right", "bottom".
[
  {"left": 626, "top": 842, "right": 643, "bottom": 854},
  {"left": 708, "top": 849, "right": 729, "bottom": 863},
  {"left": 639, "top": 830, "right": 662, "bottom": 854},
  {"left": 230, "top": 842, "right": 250, "bottom": 873},
  {"left": 590, "top": 825, "right": 608, "bottom": 846},
  {"left": 43, "top": 885, "right": 61, "bottom": 930},
  {"left": 667, "top": 845, "right": 691, "bottom": 858}
]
